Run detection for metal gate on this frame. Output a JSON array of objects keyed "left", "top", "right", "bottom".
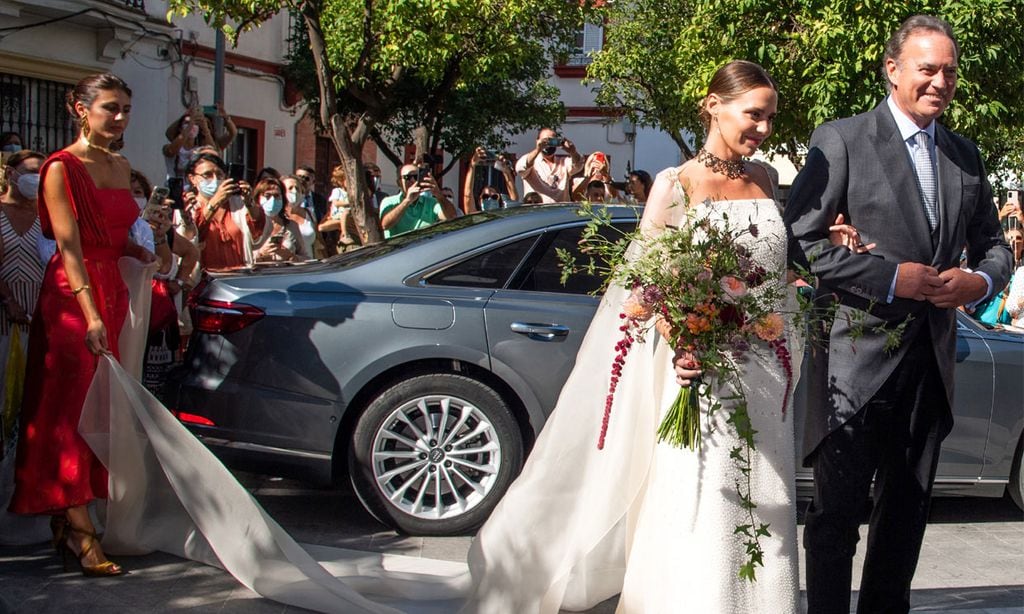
[{"left": 0, "top": 72, "right": 77, "bottom": 155}]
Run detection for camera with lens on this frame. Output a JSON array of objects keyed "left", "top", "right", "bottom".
[{"left": 546, "top": 136, "right": 562, "bottom": 148}]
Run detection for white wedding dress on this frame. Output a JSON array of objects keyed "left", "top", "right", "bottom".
[{"left": 79, "top": 166, "right": 803, "bottom": 613}]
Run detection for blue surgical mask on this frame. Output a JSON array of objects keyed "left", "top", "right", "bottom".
[
  {"left": 482, "top": 196, "right": 500, "bottom": 211},
  {"left": 16, "top": 173, "right": 40, "bottom": 199},
  {"left": 2, "top": 144, "right": 21, "bottom": 153},
  {"left": 198, "top": 177, "right": 220, "bottom": 198},
  {"left": 260, "top": 194, "right": 283, "bottom": 216}
]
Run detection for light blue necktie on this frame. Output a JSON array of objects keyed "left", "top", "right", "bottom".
[{"left": 913, "top": 131, "right": 939, "bottom": 230}]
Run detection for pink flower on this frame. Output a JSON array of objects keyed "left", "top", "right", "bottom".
[{"left": 719, "top": 276, "right": 748, "bottom": 303}]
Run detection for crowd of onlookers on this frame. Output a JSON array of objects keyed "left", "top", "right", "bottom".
[{"left": 2, "top": 117, "right": 1020, "bottom": 402}]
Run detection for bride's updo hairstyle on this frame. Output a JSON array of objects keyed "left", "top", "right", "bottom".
[
  {"left": 65, "top": 73, "right": 132, "bottom": 132},
  {"left": 698, "top": 60, "right": 776, "bottom": 134}
]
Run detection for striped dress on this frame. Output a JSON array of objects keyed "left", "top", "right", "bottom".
[{"left": 0, "top": 208, "right": 44, "bottom": 336}]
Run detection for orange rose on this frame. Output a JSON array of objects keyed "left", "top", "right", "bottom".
[{"left": 752, "top": 312, "right": 784, "bottom": 341}]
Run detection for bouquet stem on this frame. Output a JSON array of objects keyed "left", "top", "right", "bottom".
[{"left": 656, "top": 382, "right": 702, "bottom": 450}]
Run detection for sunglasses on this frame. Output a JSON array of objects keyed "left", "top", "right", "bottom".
[{"left": 402, "top": 173, "right": 420, "bottom": 181}]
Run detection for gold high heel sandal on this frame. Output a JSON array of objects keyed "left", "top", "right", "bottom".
[{"left": 60, "top": 526, "right": 126, "bottom": 577}]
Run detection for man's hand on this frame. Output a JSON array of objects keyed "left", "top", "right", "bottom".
[
  {"left": 563, "top": 138, "right": 578, "bottom": 155},
  {"left": 927, "top": 268, "right": 988, "bottom": 308},
  {"left": 894, "top": 262, "right": 944, "bottom": 301},
  {"left": 673, "top": 348, "right": 702, "bottom": 388}
]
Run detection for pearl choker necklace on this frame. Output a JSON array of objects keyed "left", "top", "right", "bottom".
[{"left": 695, "top": 148, "right": 746, "bottom": 180}]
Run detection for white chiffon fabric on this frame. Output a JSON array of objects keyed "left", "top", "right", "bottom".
[{"left": 78, "top": 169, "right": 804, "bottom": 613}]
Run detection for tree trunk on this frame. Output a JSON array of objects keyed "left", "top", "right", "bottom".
[{"left": 301, "top": 3, "right": 383, "bottom": 245}]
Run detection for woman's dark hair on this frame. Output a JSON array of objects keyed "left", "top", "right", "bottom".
[
  {"left": 699, "top": 60, "right": 776, "bottom": 132},
  {"left": 130, "top": 169, "right": 153, "bottom": 199},
  {"left": 64, "top": 73, "right": 132, "bottom": 119},
  {"left": 630, "top": 170, "right": 653, "bottom": 194},
  {"left": 186, "top": 152, "right": 227, "bottom": 175},
  {"left": 252, "top": 177, "right": 288, "bottom": 222},
  {"left": 4, "top": 149, "right": 45, "bottom": 170},
  {"left": 0, "top": 132, "right": 22, "bottom": 147},
  {"left": 256, "top": 166, "right": 281, "bottom": 182}
]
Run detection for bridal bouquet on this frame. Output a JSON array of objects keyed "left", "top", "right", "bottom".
[{"left": 559, "top": 202, "right": 794, "bottom": 581}]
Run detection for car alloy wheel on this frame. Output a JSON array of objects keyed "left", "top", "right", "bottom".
[{"left": 349, "top": 374, "right": 523, "bottom": 535}]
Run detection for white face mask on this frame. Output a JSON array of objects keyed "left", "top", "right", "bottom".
[
  {"left": 286, "top": 189, "right": 299, "bottom": 205},
  {"left": 260, "top": 194, "right": 283, "bottom": 216},
  {"left": 198, "top": 177, "right": 220, "bottom": 198},
  {"left": 133, "top": 196, "right": 147, "bottom": 210},
  {"left": 16, "top": 173, "right": 40, "bottom": 199}
]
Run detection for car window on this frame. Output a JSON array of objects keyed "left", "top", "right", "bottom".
[
  {"left": 514, "top": 222, "right": 635, "bottom": 295},
  {"left": 425, "top": 236, "right": 537, "bottom": 288}
]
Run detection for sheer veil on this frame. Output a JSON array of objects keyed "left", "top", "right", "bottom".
[{"left": 77, "top": 180, "right": 803, "bottom": 612}]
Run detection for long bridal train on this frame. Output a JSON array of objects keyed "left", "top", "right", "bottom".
[{"left": 82, "top": 190, "right": 805, "bottom": 612}]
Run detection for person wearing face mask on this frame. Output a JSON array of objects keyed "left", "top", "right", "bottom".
[
  {"left": 363, "top": 161, "right": 388, "bottom": 213},
  {"left": 0, "top": 149, "right": 51, "bottom": 546},
  {"left": 0, "top": 132, "right": 23, "bottom": 154},
  {"left": 188, "top": 152, "right": 264, "bottom": 271},
  {"left": 515, "top": 127, "right": 583, "bottom": 203},
  {"left": 462, "top": 147, "right": 519, "bottom": 214},
  {"left": 253, "top": 177, "right": 307, "bottom": 262},
  {"left": 281, "top": 174, "right": 319, "bottom": 259},
  {"left": 128, "top": 170, "right": 156, "bottom": 255}
]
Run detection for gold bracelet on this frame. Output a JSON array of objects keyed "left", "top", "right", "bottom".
[{"left": 71, "top": 284, "right": 91, "bottom": 296}]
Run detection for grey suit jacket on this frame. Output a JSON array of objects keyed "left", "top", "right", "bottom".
[{"left": 785, "top": 101, "right": 1012, "bottom": 463}]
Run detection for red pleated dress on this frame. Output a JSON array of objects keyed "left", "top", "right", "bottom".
[{"left": 9, "top": 151, "right": 139, "bottom": 515}]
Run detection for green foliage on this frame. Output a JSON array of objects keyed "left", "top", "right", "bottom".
[{"left": 589, "top": 0, "right": 1024, "bottom": 173}]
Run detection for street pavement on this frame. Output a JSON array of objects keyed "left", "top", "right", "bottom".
[{"left": 1, "top": 472, "right": 1020, "bottom": 613}]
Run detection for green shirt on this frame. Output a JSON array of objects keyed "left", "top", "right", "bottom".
[{"left": 379, "top": 192, "right": 445, "bottom": 239}]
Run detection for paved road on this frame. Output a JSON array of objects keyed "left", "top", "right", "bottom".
[{"left": 1, "top": 472, "right": 1020, "bottom": 613}]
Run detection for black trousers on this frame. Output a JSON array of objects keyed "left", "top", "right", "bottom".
[{"left": 804, "top": 333, "right": 952, "bottom": 614}]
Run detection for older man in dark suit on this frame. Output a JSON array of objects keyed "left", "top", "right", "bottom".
[{"left": 785, "top": 15, "right": 1012, "bottom": 614}]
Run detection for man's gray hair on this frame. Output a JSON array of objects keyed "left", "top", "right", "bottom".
[{"left": 881, "top": 15, "right": 959, "bottom": 92}]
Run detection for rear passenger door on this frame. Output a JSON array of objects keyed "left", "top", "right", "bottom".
[{"left": 483, "top": 223, "right": 626, "bottom": 418}]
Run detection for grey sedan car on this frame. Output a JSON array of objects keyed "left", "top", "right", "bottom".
[{"left": 171, "top": 205, "right": 1024, "bottom": 535}]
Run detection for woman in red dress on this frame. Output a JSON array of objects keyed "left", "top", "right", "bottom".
[{"left": 9, "top": 73, "right": 153, "bottom": 576}]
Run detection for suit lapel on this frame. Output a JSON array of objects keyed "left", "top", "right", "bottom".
[
  {"left": 868, "top": 105, "right": 934, "bottom": 257},
  {"left": 934, "top": 125, "right": 963, "bottom": 265}
]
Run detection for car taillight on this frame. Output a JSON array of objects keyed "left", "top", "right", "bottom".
[
  {"left": 171, "top": 410, "right": 216, "bottom": 427},
  {"left": 192, "top": 299, "right": 265, "bottom": 334}
]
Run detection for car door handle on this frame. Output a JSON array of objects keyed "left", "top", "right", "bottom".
[{"left": 510, "top": 322, "right": 570, "bottom": 341}]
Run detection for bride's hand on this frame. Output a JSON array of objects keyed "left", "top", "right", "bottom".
[
  {"left": 829, "top": 213, "right": 875, "bottom": 253},
  {"left": 673, "top": 348, "right": 701, "bottom": 387}
]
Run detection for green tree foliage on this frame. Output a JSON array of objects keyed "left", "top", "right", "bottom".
[
  {"left": 168, "top": 0, "right": 586, "bottom": 242},
  {"left": 589, "top": 0, "right": 1024, "bottom": 174}
]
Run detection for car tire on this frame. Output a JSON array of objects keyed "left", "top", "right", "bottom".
[
  {"left": 348, "top": 374, "right": 524, "bottom": 535},
  {"left": 1009, "top": 436, "right": 1024, "bottom": 512}
]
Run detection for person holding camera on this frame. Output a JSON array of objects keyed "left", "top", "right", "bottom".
[
  {"left": 515, "top": 128, "right": 583, "bottom": 203},
  {"left": 379, "top": 163, "right": 456, "bottom": 239},
  {"left": 462, "top": 147, "right": 519, "bottom": 213},
  {"left": 188, "top": 152, "right": 264, "bottom": 271},
  {"left": 163, "top": 104, "right": 236, "bottom": 178}
]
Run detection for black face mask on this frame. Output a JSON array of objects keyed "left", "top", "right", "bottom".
[{"left": 542, "top": 146, "right": 557, "bottom": 157}]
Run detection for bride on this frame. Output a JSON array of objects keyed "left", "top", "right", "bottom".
[{"left": 67, "top": 61, "right": 865, "bottom": 613}]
